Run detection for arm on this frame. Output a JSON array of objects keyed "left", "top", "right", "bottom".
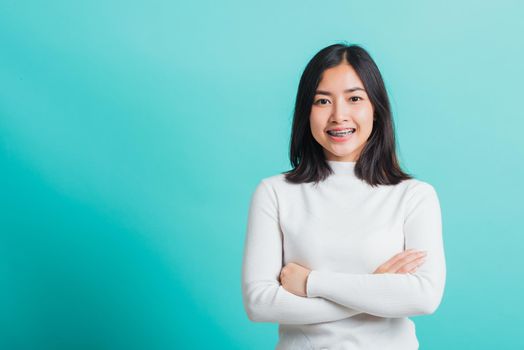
[
  {"left": 306, "top": 182, "right": 447, "bottom": 318},
  {"left": 241, "top": 179, "right": 363, "bottom": 324}
]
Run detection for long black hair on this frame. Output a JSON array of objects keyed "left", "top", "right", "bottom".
[{"left": 282, "top": 43, "right": 412, "bottom": 186}]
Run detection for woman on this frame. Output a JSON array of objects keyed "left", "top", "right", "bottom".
[{"left": 241, "top": 43, "right": 446, "bottom": 349}]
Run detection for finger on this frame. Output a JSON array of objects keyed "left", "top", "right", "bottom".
[
  {"left": 390, "top": 251, "right": 427, "bottom": 270},
  {"left": 396, "top": 256, "right": 427, "bottom": 273},
  {"left": 374, "top": 249, "right": 424, "bottom": 274},
  {"left": 406, "top": 266, "right": 418, "bottom": 274},
  {"left": 389, "top": 251, "right": 427, "bottom": 273},
  {"left": 380, "top": 249, "right": 418, "bottom": 269},
  {"left": 406, "top": 259, "right": 425, "bottom": 274},
  {"left": 379, "top": 249, "right": 422, "bottom": 272}
]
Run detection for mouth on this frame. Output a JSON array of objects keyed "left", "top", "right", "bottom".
[
  {"left": 326, "top": 128, "right": 356, "bottom": 137},
  {"left": 326, "top": 128, "right": 355, "bottom": 143}
]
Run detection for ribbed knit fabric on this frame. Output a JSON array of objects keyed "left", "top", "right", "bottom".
[{"left": 241, "top": 160, "right": 446, "bottom": 349}]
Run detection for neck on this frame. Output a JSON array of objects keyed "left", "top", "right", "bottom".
[{"left": 326, "top": 159, "right": 357, "bottom": 176}]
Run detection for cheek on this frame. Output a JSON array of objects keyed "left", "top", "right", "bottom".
[
  {"left": 354, "top": 107, "right": 374, "bottom": 131},
  {"left": 309, "top": 113, "right": 326, "bottom": 136}
]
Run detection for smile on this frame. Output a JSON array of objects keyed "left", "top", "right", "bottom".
[
  {"left": 326, "top": 129, "right": 355, "bottom": 143},
  {"left": 327, "top": 128, "right": 356, "bottom": 136}
]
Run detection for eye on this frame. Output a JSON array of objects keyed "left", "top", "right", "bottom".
[
  {"left": 314, "top": 98, "right": 330, "bottom": 105},
  {"left": 350, "top": 96, "right": 362, "bottom": 102}
]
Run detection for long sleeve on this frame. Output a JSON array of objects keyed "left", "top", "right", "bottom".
[
  {"left": 306, "top": 182, "right": 447, "bottom": 318},
  {"left": 241, "top": 179, "right": 363, "bottom": 324}
]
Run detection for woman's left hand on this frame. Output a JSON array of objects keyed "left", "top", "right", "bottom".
[{"left": 279, "top": 262, "right": 311, "bottom": 297}]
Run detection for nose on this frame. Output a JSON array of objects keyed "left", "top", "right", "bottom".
[
  {"left": 330, "top": 98, "right": 350, "bottom": 123},
  {"left": 330, "top": 98, "right": 351, "bottom": 123}
]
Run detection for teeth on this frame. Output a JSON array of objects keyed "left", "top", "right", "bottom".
[{"left": 327, "top": 128, "right": 355, "bottom": 136}]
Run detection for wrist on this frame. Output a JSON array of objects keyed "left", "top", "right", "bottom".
[{"left": 305, "top": 270, "right": 313, "bottom": 297}]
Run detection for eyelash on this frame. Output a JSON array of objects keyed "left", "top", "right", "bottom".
[{"left": 314, "top": 96, "right": 362, "bottom": 105}]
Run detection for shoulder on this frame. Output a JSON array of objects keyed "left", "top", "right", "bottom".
[
  {"left": 259, "top": 172, "right": 305, "bottom": 195},
  {"left": 249, "top": 172, "right": 288, "bottom": 194},
  {"left": 249, "top": 172, "right": 295, "bottom": 202},
  {"left": 399, "top": 178, "right": 441, "bottom": 210},
  {"left": 260, "top": 173, "right": 288, "bottom": 188},
  {"left": 402, "top": 178, "right": 438, "bottom": 195}
]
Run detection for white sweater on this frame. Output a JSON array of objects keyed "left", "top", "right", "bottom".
[{"left": 241, "top": 160, "right": 446, "bottom": 350}]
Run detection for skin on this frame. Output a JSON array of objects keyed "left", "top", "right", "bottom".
[
  {"left": 280, "top": 250, "right": 428, "bottom": 297},
  {"left": 279, "top": 62, "right": 428, "bottom": 297},
  {"left": 309, "top": 62, "right": 374, "bottom": 161}
]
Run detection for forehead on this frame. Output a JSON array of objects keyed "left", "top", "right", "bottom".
[{"left": 317, "top": 63, "right": 364, "bottom": 91}]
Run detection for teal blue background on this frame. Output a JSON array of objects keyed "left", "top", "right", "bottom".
[{"left": 1, "top": 1, "right": 523, "bottom": 349}]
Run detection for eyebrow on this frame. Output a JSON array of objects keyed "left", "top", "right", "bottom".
[{"left": 315, "top": 87, "right": 366, "bottom": 95}]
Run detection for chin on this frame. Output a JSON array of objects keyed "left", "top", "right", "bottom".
[{"left": 330, "top": 149, "right": 356, "bottom": 157}]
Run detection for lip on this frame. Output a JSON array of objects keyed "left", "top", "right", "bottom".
[
  {"left": 327, "top": 127, "right": 356, "bottom": 131},
  {"left": 326, "top": 130, "right": 355, "bottom": 143}
]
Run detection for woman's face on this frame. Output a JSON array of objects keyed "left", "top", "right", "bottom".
[{"left": 310, "top": 63, "right": 374, "bottom": 162}]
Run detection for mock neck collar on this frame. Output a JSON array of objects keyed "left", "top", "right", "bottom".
[{"left": 326, "top": 160, "right": 357, "bottom": 176}]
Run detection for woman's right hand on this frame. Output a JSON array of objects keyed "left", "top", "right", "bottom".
[{"left": 373, "top": 249, "right": 428, "bottom": 274}]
